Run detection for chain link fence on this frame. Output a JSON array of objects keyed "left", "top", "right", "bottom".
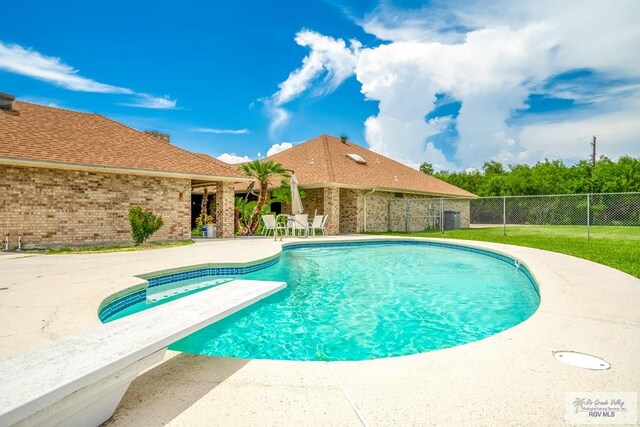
[{"left": 387, "top": 192, "right": 640, "bottom": 238}]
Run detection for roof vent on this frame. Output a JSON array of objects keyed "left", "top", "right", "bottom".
[
  {"left": 340, "top": 135, "right": 348, "bottom": 144},
  {"left": 347, "top": 153, "right": 367, "bottom": 165},
  {"left": 0, "top": 93, "right": 15, "bottom": 111}
]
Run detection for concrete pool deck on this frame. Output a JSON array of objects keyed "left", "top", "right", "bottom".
[{"left": 0, "top": 235, "right": 639, "bottom": 426}]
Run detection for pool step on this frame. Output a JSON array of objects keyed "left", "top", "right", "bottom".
[{"left": 146, "top": 277, "right": 233, "bottom": 302}]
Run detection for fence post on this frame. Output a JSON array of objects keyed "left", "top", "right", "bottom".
[
  {"left": 587, "top": 193, "right": 590, "bottom": 239},
  {"left": 440, "top": 198, "right": 444, "bottom": 234},
  {"left": 502, "top": 196, "right": 506, "bottom": 236}
]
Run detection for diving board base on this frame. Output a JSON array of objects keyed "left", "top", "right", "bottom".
[{"left": 0, "top": 279, "right": 286, "bottom": 427}]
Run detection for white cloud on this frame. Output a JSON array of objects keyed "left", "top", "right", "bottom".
[
  {"left": 193, "top": 127, "right": 249, "bottom": 135},
  {"left": 267, "top": 29, "right": 361, "bottom": 136},
  {"left": 274, "top": 30, "right": 361, "bottom": 105},
  {"left": 215, "top": 142, "right": 296, "bottom": 164},
  {"left": 122, "top": 94, "right": 178, "bottom": 110},
  {"left": 0, "top": 41, "right": 179, "bottom": 110},
  {"left": 360, "top": 2, "right": 467, "bottom": 44},
  {"left": 0, "top": 42, "right": 132, "bottom": 94},
  {"left": 267, "top": 142, "right": 294, "bottom": 156},
  {"left": 518, "top": 100, "right": 640, "bottom": 163},
  {"left": 273, "top": 1, "right": 640, "bottom": 169},
  {"left": 266, "top": 105, "right": 290, "bottom": 138},
  {"left": 216, "top": 153, "right": 252, "bottom": 164}
]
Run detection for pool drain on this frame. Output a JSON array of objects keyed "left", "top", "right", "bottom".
[{"left": 553, "top": 351, "right": 610, "bottom": 370}]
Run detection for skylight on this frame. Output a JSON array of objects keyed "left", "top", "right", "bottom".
[{"left": 346, "top": 153, "right": 367, "bottom": 164}]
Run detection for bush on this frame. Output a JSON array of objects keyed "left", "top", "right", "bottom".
[{"left": 128, "top": 206, "right": 164, "bottom": 245}]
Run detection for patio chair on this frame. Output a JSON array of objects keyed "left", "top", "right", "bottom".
[
  {"left": 261, "top": 214, "right": 277, "bottom": 236},
  {"left": 292, "top": 214, "right": 309, "bottom": 237},
  {"left": 316, "top": 214, "right": 328, "bottom": 236},
  {"left": 309, "top": 215, "right": 324, "bottom": 236}
]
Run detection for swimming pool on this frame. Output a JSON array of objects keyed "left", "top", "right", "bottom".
[{"left": 101, "top": 240, "right": 540, "bottom": 361}]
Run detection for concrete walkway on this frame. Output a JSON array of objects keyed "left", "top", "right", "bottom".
[{"left": 1, "top": 236, "right": 638, "bottom": 426}]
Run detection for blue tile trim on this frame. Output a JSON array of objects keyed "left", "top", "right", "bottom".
[
  {"left": 100, "top": 239, "right": 540, "bottom": 322},
  {"left": 99, "top": 289, "right": 145, "bottom": 322},
  {"left": 144, "top": 256, "right": 281, "bottom": 288},
  {"left": 99, "top": 256, "right": 281, "bottom": 321}
]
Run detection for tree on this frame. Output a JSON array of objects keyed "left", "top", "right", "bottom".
[
  {"left": 238, "top": 160, "right": 290, "bottom": 233},
  {"left": 419, "top": 162, "right": 434, "bottom": 175},
  {"left": 482, "top": 161, "right": 505, "bottom": 176}
]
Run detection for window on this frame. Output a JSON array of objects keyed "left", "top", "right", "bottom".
[{"left": 346, "top": 153, "right": 367, "bottom": 164}]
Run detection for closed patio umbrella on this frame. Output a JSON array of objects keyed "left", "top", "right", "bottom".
[{"left": 290, "top": 173, "right": 304, "bottom": 214}]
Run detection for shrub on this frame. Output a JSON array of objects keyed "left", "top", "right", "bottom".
[{"left": 128, "top": 206, "right": 164, "bottom": 245}]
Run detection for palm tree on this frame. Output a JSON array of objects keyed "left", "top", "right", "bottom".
[
  {"left": 573, "top": 398, "right": 586, "bottom": 413},
  {"left": 239, "top": 160, "right": 289, "bottom": 233}
]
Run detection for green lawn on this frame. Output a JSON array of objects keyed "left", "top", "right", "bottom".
[
  {"left": 39, "top": 239, "right": 195, "bottom": 255},
  {"left": 369, "top": 226, "right": 640, "bottom": 279}
]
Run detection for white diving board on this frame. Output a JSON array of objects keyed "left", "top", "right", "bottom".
[{"left": 0, "top": 279, "right": 286, "bottom": 427}]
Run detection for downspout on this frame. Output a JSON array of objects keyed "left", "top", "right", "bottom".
[{"left": 363, "top": 189, "right": 376, "bottom": 232}]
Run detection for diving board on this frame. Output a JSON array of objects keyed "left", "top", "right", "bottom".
[{"left": 0, "top": 279, "right": 286, "bottom": 427}]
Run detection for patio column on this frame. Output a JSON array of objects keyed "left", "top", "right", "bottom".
[
  {"left": 323, "top": 186, "right": 340, "bottom": 235},
  {"left": 215, "top": 181, "right": 235, "bottom": 238}
]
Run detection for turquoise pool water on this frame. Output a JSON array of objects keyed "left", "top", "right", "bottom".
[{"left": 104, "top": 242, "right": 540, "bottom": 361}]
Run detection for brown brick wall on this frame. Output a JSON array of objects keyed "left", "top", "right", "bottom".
[
  {"left": 215, "top": 182, "right": 235, "bottom": 238},
  {"left": 364, "top": 192, "right": 392, "bottom": 232},
  {"left": 323, "top": 187, "right": 340, "bottom": 235},
  {"left": 365, "top": 191, "right": 471, "bottom": 232},
  {"left": 301, "top": 188, "right": 324, "bottom": 216},
  {"left": 0, "top": 165, "right": 190, "bottom": 248},
  {"left": 272, "top": 185, "right": 471, "bottom": 234},
  {"left": 339, "top": 189, "right": 364, "bottom": 233}
]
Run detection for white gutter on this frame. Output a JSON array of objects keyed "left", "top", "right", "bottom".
[{"left": 363, "top": 188, "right": 376, "bottom": 232}]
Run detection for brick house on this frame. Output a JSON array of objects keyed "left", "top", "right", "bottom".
[
  {"left": 254, "top": 135, "right": 476, "bottom": 235},
  {"left": 0, "top": 94, "right": 250, "bottom": 248}
]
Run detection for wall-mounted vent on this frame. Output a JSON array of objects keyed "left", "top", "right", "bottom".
[{"left": 346, "top": 153, "right": 367, "bottom": 164}]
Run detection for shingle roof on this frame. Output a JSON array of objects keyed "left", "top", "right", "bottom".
[
  {"left": 261, "top": 134, "right": 476, "bottom": 197},
  {"left": 0, "top": 101, "right": 247, "bottom": 181}
]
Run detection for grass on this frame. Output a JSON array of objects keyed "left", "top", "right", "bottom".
[
  {"left": 368, "top": 226, "right": 640, "bottom": 279},
  {"left": 33, "top": 239, "right": 195, "bottom": 255}
]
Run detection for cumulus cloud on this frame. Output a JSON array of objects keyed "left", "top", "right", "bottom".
[
  {"left": 356, "top": 1, "right": 640, "bottom": 168},
  {"left": 357, "top": 22, "right": 560, "bottom": 168},
  {"left": 273, "top": 1, "right": 640, "bottom": 168},
  {"left": 193, "top": 128, "right": 249, "bottom": 135},
  {"left": 0, "top": 41, "right": 178, "bottom": 109},
  {"left": 266, "top": 142, "right": 294, "bottom": 156},
  {"left": 266, "top": 29, "right": 361, "bottom": 136},
  {"left": 216, "top": 153, "right": 253, "bottom": 164},
  {"left": 274, "top": 30, "right": 361, "bottom": 104},
  {"left": 215, "top": 141, "right": 297, "bottom": 165}
]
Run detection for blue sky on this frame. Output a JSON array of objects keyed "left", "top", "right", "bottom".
[{"left": 1, "top": 0, "right": 639, "bottom": 170}]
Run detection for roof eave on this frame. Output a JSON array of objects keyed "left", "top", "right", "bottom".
[
  {"left": 298, "top": 182, "right": 477, "bottom": 198},
  {"left": 0, "top": 157, "right": 254, "bottom": 183}
]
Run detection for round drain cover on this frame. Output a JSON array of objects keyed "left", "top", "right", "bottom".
[{"left": 553, "top": 351, "right": 610, "bottom": 370}]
